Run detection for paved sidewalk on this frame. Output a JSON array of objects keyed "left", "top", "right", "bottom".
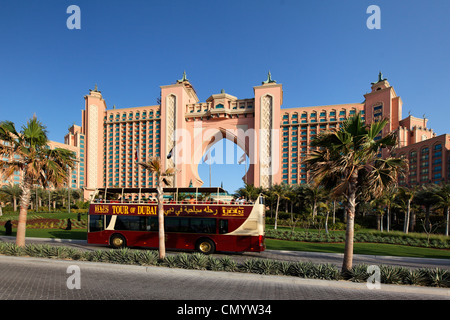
[{"left": 0, "top": 255, "right": 449, "bottom": 300}]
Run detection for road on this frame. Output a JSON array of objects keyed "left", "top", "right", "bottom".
[
  {"left": 1, "top": 236, "right": 450, "bottom": 270},
  {"left": 0, "top": 255, "right": 448, "bottom": 303}
]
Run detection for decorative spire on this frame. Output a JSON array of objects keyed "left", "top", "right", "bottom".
[
  {"left": 377, "top": 71, "right": 387, "bottom": 82},
  {"left": 262, "top": 71, "right": 276, "bottom": 84},
  {"left": 89, "top": 83, "right": 101, "bottom": 93},
  {"left": 177, "top": 70, "right": 189, "bottom": 83},
  {"left": 371, "top": 71, "right": 387, "bottom": 85},
  {"left": 220, "top": 89, "right": 225, "bottom": 94}
]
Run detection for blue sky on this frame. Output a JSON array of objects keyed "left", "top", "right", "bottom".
[{"left": 0, "top": 0, "right": 449, "bottom": 193}]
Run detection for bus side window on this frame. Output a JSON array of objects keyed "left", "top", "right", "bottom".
[
  {"left": 219, "top": 219, "right": 228, "bottom": 234},
  {"left": 89, "top": 215, "right": 104, "bottom": 232}
]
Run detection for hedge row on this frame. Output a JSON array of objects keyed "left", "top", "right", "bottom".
[{"left": 0, "top": 242, "right": 449, "bottom": 288}]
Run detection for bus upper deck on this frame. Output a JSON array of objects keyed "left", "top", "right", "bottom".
[{"left": 89, "top": 187, "right": 262, "bottom": 206}]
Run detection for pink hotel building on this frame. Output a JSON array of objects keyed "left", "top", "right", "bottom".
[{"left": 4, "top": 72, "right": 448, "bottom": 199}]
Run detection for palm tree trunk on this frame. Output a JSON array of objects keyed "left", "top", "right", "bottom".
[
  {"left": 312, "top": 201, "right": 317, "bottom": 221},
  {"left": 332, "top": 201, "right": 336, "bottom": 224},
  {"left": 445, "top": 207, "right": 449, "bottom": 237},
  {"left": 410, "top": 210, "right": 416, "bottom": 232},
  {"left": 274, "top": 195, "right": 280, "bottom": 230},
  {"left": 425, "top": 206, "right": 431, "bottom": 232},
  {"left": 342, "top": 174, "right": 357, "bottom": 273},
  {"left": 16, "top": 179, "right": 32, "bottom": 247},
  {"left": 387, "top": 206, "right": 390, "bottom": 232},
  {"left": 157, "top": 181, "right": 166, "bottom": 260},
  {"left": 404, "top": 199, "right": 411, "bottom": 234}
]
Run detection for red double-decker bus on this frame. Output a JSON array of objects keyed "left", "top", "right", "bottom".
[{"left": 87, "top": 187, "right": 265, "bottom": 254}]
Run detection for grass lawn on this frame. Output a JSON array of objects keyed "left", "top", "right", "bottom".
[{"left": 266, "top": 239, "right": 450, "bottom": 260}]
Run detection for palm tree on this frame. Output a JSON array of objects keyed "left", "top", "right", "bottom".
[
  {"left": 370, "top": 197, "right": 385, "bottom": 231},
  {"left": 138, "top": 157, "right": 175, "bottom": 260},
  {"left": 304, "top": 112, "right": 406, "bottom": 272},
  {"left": 0, "top": 116, "right": 76, "bottom": 246},
  {"left": 303, "top": 183, "right": 327, "bottom": 222},
  {"left": 0, "top": 184, "right": 22, "bottom": 212},
  {"left": 433, "top": 183, "right": 450, "bottom": 236},
  {"left": 414, "top": 184, "right": 439, "bottom": 233},
  {"left": 268, "top": 183, "right": 287, "bottom": 230},
  {"left": 396, "top": 186, "right": 416, "bottom": 234},
  {"left": 380, "top": 187, "right": 397, "bottom": 232},
  {"left": 234, "top": 183, "right": 262, "bottom": 202}
]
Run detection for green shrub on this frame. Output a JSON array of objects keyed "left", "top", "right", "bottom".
[
  {"left": 206, "top": 256, "right": 223, "bottom": 271},
  {"left": 380, "top": 265, "right": 407, "bottom": 285}
]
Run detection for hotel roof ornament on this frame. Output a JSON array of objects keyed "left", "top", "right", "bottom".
[
  {"left": 89, "top": 84, "right": 101, "bottom": 93},
  {"left": 262, "top": 71, "right": 276, "bottom": 84},
  {"left": 371, "top": 71, "right": 387, "bottom": 85},
  {"left": 177, "top": 71, "right": 189, "bottom": 83}
]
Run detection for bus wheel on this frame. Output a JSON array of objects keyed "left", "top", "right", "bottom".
[
  {"left": 196, "top": 238, "right": 215, "bottom": 255},
  {"left": 110, "top": 234, "right": 127, "bottom": 249}
]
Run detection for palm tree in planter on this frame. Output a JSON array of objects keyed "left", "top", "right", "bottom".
[
  {"left": 304, "top": 112, "right": 406, "bottom": 273},
  {"left": 0, "top": 116, "right": 76, "bottom": 246},
  {"left": 138, "top": 157, "right": 175, "bottom": 260}
]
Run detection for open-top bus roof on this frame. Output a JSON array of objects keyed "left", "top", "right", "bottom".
[{"left": 95, "top": 187, "right": 228, "bottom": 194}]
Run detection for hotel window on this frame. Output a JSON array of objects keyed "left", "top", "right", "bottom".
[
  {"left": 310, "top": 113, "right": 317, "bottom": 118},
  {"left": 433, "top": 151, "right": 442, "bottom": 158},
  {"left": 320, "top": 112, "right": 326, "bottom": 117}
]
